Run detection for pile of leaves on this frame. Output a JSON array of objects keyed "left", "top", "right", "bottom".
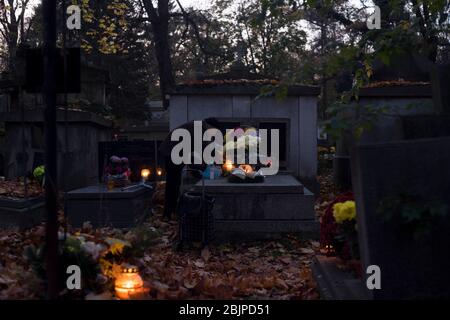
[
  {"left": 0, "top": 228, "right": 45, "bottom": 299},
  {"left": 131, "top": 212, "right": 319, "bottom": 300},
  {"left": 1, "top": 219, "right": 320, "bottom": 300},
  {"left": 89, "top": 201, "right": 320, "bottom": 300},
  {"left": 138, "top": 182, "right": 319, "bottom": 300},
  {"left": 0, "top": 182, "right": 320, "bottom": 300},
  {"left": 0, "top": 180, "right": 43, "bottom": 199}
]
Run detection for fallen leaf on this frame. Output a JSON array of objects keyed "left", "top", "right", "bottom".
[
  {"left": 275, "top": 278, "right": 289, "bottom": 290},
  {"left": 300, "top": 248, "right": 315, "bottom": 254},
  {"left": 248, "top": 247, "right": 259, "bottom": 254},
  {"left": 310, "top": 241, "right": 320, "bottom": 249},
  {"left": 201, "top": 247, "right": 211, "bottom": 262},
  {"left": 0, "top": 275, "right": 15, "bottom": 285},
  {"left": 183, "top": 277, "right": 199, "bottom": 289},
  {"left": 279, "top": 257, "right": 292, "bottom": 265},
  {"left": 194, "top": 260, "right": 205, "bottom": 268}
]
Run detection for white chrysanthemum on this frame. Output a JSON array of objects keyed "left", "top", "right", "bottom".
[{"left": 82, "top": 241, "right": 106, "bottom": 260}]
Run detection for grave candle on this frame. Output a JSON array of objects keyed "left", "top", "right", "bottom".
[
  {"left": 115, "top": 266, "right": 144, "bottom": 300},
  {"left": 223, "top": 160, "right": 234, "bottom": 173},
  {"left": 141, "top": 169, "right": 151, "bottom": 182}
]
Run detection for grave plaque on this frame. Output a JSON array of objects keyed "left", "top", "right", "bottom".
[
  {"left": 66, "top": 184, "right": 154, "bottom": 228},
  {"left": 0, "top": 197, "right": 45, "bottom": 229}
]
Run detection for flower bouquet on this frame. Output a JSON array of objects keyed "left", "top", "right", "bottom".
[
  {"left": 223, "top": 127, "right": 267, "bottom": 183},
  {"left": 227, "top": 165, "right": 265, "bottom": 183},
  {"left": 320, "top": 193, "right": 361, "bottom": 277}
]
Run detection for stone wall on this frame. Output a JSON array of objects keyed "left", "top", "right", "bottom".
[
  {"left": 334, "top": 85, "right": 435, "bottom": 189},
  {"left": 2, "top": 110, "right": 112, "bottom": 191},
  {"left": 357, "top": 96, "right": 434, "bottom": 144}
]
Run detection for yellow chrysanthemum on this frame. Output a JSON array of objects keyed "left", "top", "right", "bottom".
[
  {"left": 109, "top": 242, "right": 125, "bottom": 255},
  {"left": 333, "top": 201, "right": 356, "bottom": 223}
]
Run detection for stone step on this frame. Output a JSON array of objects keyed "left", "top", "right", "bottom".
[
  {"left": 66, "top": 183, "right": 154, "bottom": 228},
  {"left": 312, "top": 255, "right": 370, "bottom": 300},
  {"left": 190, "top": 175, "right": 318, "bottom": 240},
  {"left": 214, "top": 220, "right": 319, "bottom": 241},
  {"left": 0, "top": 201, "right": 46, "bottom": 230}
]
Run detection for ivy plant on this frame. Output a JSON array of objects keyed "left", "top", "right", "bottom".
[{"left": 377, "top": 194, "right": 449, "bottom": 239}]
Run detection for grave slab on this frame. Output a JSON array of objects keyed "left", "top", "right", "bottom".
[
  {"left": 192, "top": 175, "right": 318, "bottom": 240},
  {"left": 312, "top": 255, "right": 369, "bottom": 300},
  {"left": 0, "top": 197, "right": 46, "bottom": 229},
  {"left": 66, "top": 184, "right": 154, "bottom": 228}
]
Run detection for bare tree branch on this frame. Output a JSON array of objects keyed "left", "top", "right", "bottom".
[{"left": 174, "top": 0, "right": 226, "bottom": 58}]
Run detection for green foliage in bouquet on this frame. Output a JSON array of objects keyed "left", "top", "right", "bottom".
[{"left": 33, "top": 166, "right": 45, "bottom": 184}]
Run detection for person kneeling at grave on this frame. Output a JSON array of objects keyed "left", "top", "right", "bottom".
[{"left": 158, "top": 118, "right": 222, "bottom": 221}]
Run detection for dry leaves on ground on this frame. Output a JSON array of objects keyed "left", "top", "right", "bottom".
[
  {"left": 0, "top": 181, "right": 43, "bottom": 199},
  {"left": 131, "top": 203, "right": 320, "bottom": 300},
  {"left": 0, "top": 180, "right": 323, "bottom": 300}
]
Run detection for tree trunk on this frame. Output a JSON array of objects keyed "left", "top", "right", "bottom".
[
  {"left": 153, "top": 23, "right": 175, "bottom": 108},
  {"left": 7, "top": 2, "right": 19, "bottom": 77},
  {"left": 142, "top": 0, "right": 175, "bottom": 108}
]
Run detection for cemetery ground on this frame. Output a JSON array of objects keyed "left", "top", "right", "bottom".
[{"left": 0, "top": 171, "right": 339, "bottom": 300}]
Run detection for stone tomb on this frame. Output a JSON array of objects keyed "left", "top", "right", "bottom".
[
  {"left": 169, "top": 82, "right": 320, "bottom": 192},
  {"left": 192, "top": 174, "right": 318, "bottom": 240},
  {"left": 2, "top": 110, "right": 112, "bottom": 192},
  {"left": 0, "top": 196, "right": 45, "bottom": 229},
  {"left": 352, "top": 137, "right": 450, "bottom": 299},
  {"left": 66, "top": 184, "right": 153, "bottom": 228}
]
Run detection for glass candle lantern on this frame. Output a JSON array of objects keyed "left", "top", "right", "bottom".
[
  {"left": 141, "top": 169, "right": 151, "bottom": 182},
  {"left": 115, "top": 266, "right": 144, "bottom": 300},
  {"left": 223, "top": 160, "right": 234, "bottom": 174}
]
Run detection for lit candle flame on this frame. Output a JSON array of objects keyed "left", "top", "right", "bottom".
[
  {"left": 141, "top": 169, "right": 151, "bottom": 179},
  {"left": 224, "top": 160, "right": 234, "bottom": 172},
  {"left": 114, "top": 266, "right": 145, "bottom": 300}
]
